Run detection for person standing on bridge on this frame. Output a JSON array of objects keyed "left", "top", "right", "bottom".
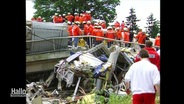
[
  {"left": 93, "top": 26, "right": 104, "bottom": 46},
  {"left": 135, "top": 29, "right": 148, "bottom": 48},
  {"left": 105, "top": 26, "right": 116, "bottom": 48},
  {"left": 72, "top": 21, "right": 82, "bottom": 49},
  {"left": 154, "top": 33, "right": 160, "bottom": 51}
]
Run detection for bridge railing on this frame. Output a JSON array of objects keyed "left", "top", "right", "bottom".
[{"left": 26, "top": 35, "right": 160, "bottom": 55}]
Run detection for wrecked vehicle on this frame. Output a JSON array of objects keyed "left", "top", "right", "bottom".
[{"left": 26, "top": 43, "right": 139, "bottom": 104}]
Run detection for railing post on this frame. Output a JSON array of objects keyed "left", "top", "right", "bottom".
[{"left": 53, "top": 38, "right": 56, "bottom": 51}]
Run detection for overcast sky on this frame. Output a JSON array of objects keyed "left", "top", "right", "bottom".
[{"left": 26, "top": 0, "right": 160, "bottom": 29}]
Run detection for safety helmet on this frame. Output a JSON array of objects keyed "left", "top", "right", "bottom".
[
  {"left": 157, "top": 33, "right": 160, "bottom": 36},
  {"left": 124, "top": 28, "right": 128, "bottom": 31},
  {"left": 87, "top": 21, "right": 91, "bottom": 24},
  {"left": 67, "top": 21, "right": 71, "bottom": 24}
]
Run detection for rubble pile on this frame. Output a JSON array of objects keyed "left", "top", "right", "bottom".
[{"left": 26, "top": 43, "right": 139, "bottom": 104}]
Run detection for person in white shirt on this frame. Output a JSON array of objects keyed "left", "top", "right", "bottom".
[{"left": 124, "top": 49, "right": 160, "bottom": 104}]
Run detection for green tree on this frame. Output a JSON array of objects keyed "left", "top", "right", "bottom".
[
  {"left": 145, "top": 13, "right": 160, "bottom": 38},
  {"left": 125, "top": 8, "right": 140, "bottom": 33},
  {"left": 32, "top": 0, "right": 120, "bottom": 24},
  {"left": 125, "top": 8, "right": 140, "bottom": 42}
]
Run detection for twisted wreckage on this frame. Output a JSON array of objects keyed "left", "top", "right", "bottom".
[{"left": 26, "top": 42, "right": 141, "bottom": 104}]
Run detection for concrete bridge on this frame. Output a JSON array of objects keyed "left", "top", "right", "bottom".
[{"left": 26, "top": 21, "right": 71, "bottom": 74}]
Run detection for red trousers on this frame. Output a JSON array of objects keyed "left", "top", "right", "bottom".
[{"left": 133, "top": 93, "right": 156, "bottom": 104}]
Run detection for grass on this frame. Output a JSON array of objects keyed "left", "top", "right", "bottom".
[
  {"left": 76, "top": 92, "right": 160, "bottom": 104},
  {"left": 108, "top": 93, "right": 160, "bottom": 104}
]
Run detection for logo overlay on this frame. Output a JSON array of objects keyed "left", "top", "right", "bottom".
[{"left": 10, "top": 88, "right": 26, "bottom": 97}]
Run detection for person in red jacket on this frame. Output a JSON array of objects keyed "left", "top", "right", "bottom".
[
  {"left": 67, "top": 21, "right": 73, "bottom": 46},
  {"left": 52, "top": 13, "right": 58, "bottom": 23},
  {"left": 123, "top": 28, "right": 130, "bottom": 47},
  {"left": 105, "top": 26, "right": 116, "bottom": 48},
  {"left": 57, "top": 14, "right": 63, "bottom": 23},
  {"left": 135, "top": 29, "right": 147, "bottom": 48},
  {"left": 37, "top": 16, "right": 43, "bottom": 22},
  {"left": 114, "top": 21, "right": 120, "bottom": 28},
  {"left": 120, "top": 20, "right": 125, "bottom": 32},
  {"left": 154, "top": 33, "right": 160, "bottom": 51},
  {"left": 66, "top": 12, "right": 74, "bottom": 22},
  {"left": 31, "top": 17, "right": 36, "bottom": 21},
  {"left": 72, "top": 21, "right": 82, "bottom": 49},
  {"left": 134, "top": 40, "right": 160, "bottom": 71},
  {"left": 93, "top": 26, "right": 104, "bottom": 46}
]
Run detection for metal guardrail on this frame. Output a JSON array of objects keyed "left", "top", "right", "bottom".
[{"left": 26, "top": 35, "right": 160, "bottom": 55}]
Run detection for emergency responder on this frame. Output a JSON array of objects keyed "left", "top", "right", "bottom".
[
  {"left": 134, "top": 40, "right": 160, "bottom": 71},
  {"left": 52, "top": 13, "right": 58, "bottom": 23},
  {"left": 135, "top": 29, "right": 147, "bottom": 48},
  {"left": 37, "top": 16, "right": 43, "bottom": 22},
  {"left": 72, "top": 21, "right": 82, "bottom": 49},
  {"left": 67, "top": 21, "right": 73, "bottom": 46},
  {"left": 154, "top": 33, "right": 160, "bottom": 51},
  {"left": 94, "top": 26, "right": 104, "bottom": 46},
  {"left": 115, "top": 27, "right": 123, "bottom": 46},
  {"left": 105, "top": 26, "right": 116, "bottom": 48},
  {"left": 66, "top": 12, "right": 74, "bottom": 22},
  {"left": 123, "top": 28, "right": 130, "bottom": 47}
]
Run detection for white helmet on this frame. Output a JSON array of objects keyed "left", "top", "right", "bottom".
[
  {"left": 67, "top": 21, "right": 71, "bottom": 24},
  {"left": 87, "top": 21, "right": 91, "bottom": 24},
  {"left": 97, "top": 26, "right": 101, "bottom": 29},
  {"left": 107, "top": 26, "right": 112, "bottom": 30},
  {"left": 116, "top": 27, "right": 120, "bottom": 30},
  {"left": 124, "top": 28, "right": 128, "bottom": 31},
  {"left": 157, "top": 33, "right": 160, "bottom": 36}
]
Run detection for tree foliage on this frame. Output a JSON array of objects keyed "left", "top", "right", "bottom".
[
  {"left": 146, "top": 13, "right": 160, "bottom": 38},
  {"left": 32, "top": 0, "right": 120, "bottom": 24},
  {"left": 125, "top": 8, "right": 140, "bottom": 33}
]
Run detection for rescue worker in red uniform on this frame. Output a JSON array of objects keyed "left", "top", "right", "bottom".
[
  {"left": 135, "top": 29, "right": 147, "bottom": 48},
  {"left": 67, "top": 21, "right": 73, "bottom": 45},
  {"left": 101, "top": 21, "right": 106, "bottom": 29},
  {"left": 154, "top": 33, "right": 160, "bottom": 51},
  {"left": 134, "top": 40, "right": 160, "bottom": 71},
  {"left": 66, "top": 12, "right": 74, "bottom": 22},
  {"left": 57, "top": 15, "right": 63, "bottom": 23},
  {"left": 85, "top": 11, "right": 92, "bottom": 21},
  {"left": 86, "top": 21, "right": 94, "bottom": 47},
  {"left": 52, "top": 13, "right": 58, "bottom": 23},
  {"left": 105, "top": 26, "right": 116, "bottom": 48},
  {"left": 72, "top": 21, "right": 82, "bottom": 49},
  {"left": 74, "top": 13, "right": 79, "bottom": 22},
  {"left": 31, "top": 17, "right": 36, "bottom": 21},
  {"left": 115, "top": 27, "right": 122, "bottom": 46},
  {"left": 123, "top": 28, "right": 130, "bottom": 47},
  {"left": 37, "top": 16, "right": 43, "bottom": 22},
  {"left": 114, "top": 21, "right": 120, "bottom": 28},
  {"left": 93, "top": 26, "right": 104, "bottom": 46},
  {"left": 121, "top": 20, "right": 125, "bottom": 32}
]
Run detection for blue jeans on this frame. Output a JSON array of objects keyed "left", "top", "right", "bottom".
[{"left": 74, "top": 37, "right": 79, "bottom": 47}]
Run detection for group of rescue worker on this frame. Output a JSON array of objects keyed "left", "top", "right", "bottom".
[{"left": 31, "top": 11, "right": 160, "bottom": 49}]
